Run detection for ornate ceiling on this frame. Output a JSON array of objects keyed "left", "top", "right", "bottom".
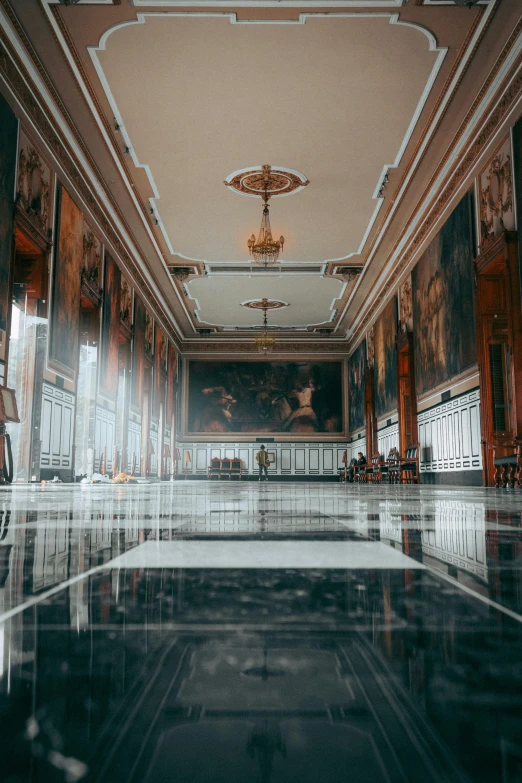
[{"left": 0, "top": 0, "right": 520, "bottom": 351}]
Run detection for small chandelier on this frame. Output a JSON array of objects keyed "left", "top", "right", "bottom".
[
  {"left": 248, "top": 189, "right": 285, "bottom": 267},
  {"left": 255, "top": 298, "right": 276, "bottom": 354}
]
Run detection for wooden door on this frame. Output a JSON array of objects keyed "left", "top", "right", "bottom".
[
  {"left": 396, "top": 331, "right": 418, "bottom": 457},
  {"left": 475, "top": 232, "right": 522, "bottom": 485}
]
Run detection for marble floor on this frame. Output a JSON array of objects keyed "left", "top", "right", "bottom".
[{"left": 0, "top": 481, "right": 521, "bottom": 783}]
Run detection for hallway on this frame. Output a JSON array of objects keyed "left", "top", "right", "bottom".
[{"left": 0, "top": 482, "right": 521, "bottom": 782}]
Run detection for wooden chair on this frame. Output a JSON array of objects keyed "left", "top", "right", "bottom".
[
  {"left": 230, "top": 458, "right": 242, "bottom": 480},
  {"left": 208, "top": 457, "right": 221, "bottom": 480},
  {"left": 366, "top": 453, "right": 384, "bottom": 483},
  {"left": 399, "top": 443, "right": 420, "bottom": 484},
  {"left": 385, "top": 448, "right": 401, "bottom": 483}
]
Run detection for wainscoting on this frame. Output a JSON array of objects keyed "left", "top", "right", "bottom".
[
  {"left": 150, "top": 420, "right": 159, "bottom": 476},
  {"left": 177, "top": 442, "right": 348, "bottom": 479},
  {"left": 95, "top": 406, "right": 116, "bottom": 474},
  {"left": 377, "top": 421, "right": 399, "bottom": 459},
  {"left": 418, "top": 388, "right": 482, "bottom": 483},
  {"left": 40, "top": 383, "right": 75, "bottom": 479},
  {"left": 127, "top": 415, "right": 141, "bottom": 474}
]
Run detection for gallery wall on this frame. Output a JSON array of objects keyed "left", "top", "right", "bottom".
[
  {"left": 345, "top": 123, "right": 520, "bottom": 485},
  {"left": 0, "top": 95, "right": 179, "bottom": 482}
]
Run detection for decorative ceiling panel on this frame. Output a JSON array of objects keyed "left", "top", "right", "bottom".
[{"left": 91, "top": 13, "right": 444, "bottom": 272}]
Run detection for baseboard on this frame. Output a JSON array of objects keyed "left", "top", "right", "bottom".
[
  {"left": 175, "top": 474, "right": 341, "bottom": 482},
  {"left": 420, "top": 470, "right": 483, "bottom": 486}
]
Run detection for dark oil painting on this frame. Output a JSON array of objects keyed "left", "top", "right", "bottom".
[
  {"left": 0, "top": 95, "right": 18, "bottom": 334},
  {"left": 374, "top": 297, "right": 397, "bottom": 418},
  {"left": 348, "top": 339, "right": 366, "bottom": 433},
  {"left": 49, "top": 187, "right": 83, "bottom": 378},
  {"left": 412, "top": 193, "right": 476, "bottom": 396},
  {"left": 154, "top": 324, "right": 166, "bottom": 415},
  {"left": 99, "top": 253, "right": 121, "bottom": 398},
  {"left": 167, "top": 342, "right": 177, "bottom": 423},
  {"left": 132, "top": 295, "right": 147, "bottom": 407},
  {"left": 187, "top": 361, "right": 343, "bottom": 435}
]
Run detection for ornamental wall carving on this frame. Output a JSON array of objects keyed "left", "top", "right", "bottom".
[
  {"left": 145, "top": 311, "right": 154, "bottom": 356},
  {"left": 479, "top": 136, "right": 514, "bottom": 245},
  {"left": 82, "top": 222, "right": 102, "bottom": 291},
  {"left": 399, "top": 275, "right": 413, "bottom": 333},
  {"left": 366, "top": 325, "right": 375, "bottom": 368},
  {"left": 160, "top": 333, "right": 168, "bottom": 374},
  {"left": 16, "top": 128, "right": 51, "bottom": 238},
  {"left": 120, "top": 276, "right": 132, "bottom": 325}
]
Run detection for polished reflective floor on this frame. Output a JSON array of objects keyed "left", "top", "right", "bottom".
[{"left": 1, "top": 481, "right": 521, "bottom": 782}]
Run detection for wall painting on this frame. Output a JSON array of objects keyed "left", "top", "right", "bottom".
[
  {"left": 99, "top": 253, "right": 121, "bottom": 398},
  {"left": 348, "top": 340, "right": 366, "bottom": 434},
  {"left": 132, "top": 295, "right": 146, "bottom": 407},
  {"left": 0, "top": 95, "right": 18, "bottom": 335},
  {"left": 411, "top": 193, "right": 476, "bottom": 397},
  {"left": 49, "top": 186, "right": 83, "bottom": 379},
  {"left": 187, "top": 361, "right": 343, "bottom": 436},
  {"left": 374, "top": 296, "right": 398, "bottom": 419}
]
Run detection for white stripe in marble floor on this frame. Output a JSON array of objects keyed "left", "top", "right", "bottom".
[{"left": 103, "top": 540, "right": 426, "bottom": 570}]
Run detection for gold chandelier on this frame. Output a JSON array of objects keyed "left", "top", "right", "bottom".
[
  {"left": 255, "top": 298, "right": 276, "bottom": 354},
  {"left": 248, "top": 190, "right": 285, "bottom": 267}
]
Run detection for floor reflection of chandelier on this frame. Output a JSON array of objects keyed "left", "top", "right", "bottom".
[
  {"left": 255, "top": 298, "right": 277, "bottom": 354},
  {"left": 248, "top": 191, "right": 284, "bottom": 267}
]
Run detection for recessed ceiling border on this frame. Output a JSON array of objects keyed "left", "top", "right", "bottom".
[
  {"left": 88, "top": 12, "right": 446, "bottom": 267},
  {"left": 185, "top": 275, "right": 347, "bottom": 329}
]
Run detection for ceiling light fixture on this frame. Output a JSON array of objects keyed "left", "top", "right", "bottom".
[
  {"left": 247, "top": 167, "right": 285, "bottom": 266},
  {"left": 254, "top": 298, "right": 277, "bottom": 354}
]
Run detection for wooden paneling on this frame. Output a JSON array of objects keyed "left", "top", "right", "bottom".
[{"left": 474, "top": 233, "right": 522, "bottom": 485}]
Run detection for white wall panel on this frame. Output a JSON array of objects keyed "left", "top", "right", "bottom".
[
  {"left": 95, "top": 406, "right": 116, "bottom": 472},
  {"left": 418, "top": 389, "right": 482, "bottom": 474},
  {"left": 177, "top": 442, "right": 347, "bottom": 477},
  {"left": 127, "top": 418, "right": 141, "bottom": 473},
  {"left": 40, "top": 384, "right": 75, "bottom": 472},
  {"left": 377, "top": 422, "right": 399, "bottom": 459}
]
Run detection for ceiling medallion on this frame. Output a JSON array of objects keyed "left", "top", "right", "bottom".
[
  {"left": 224, "top": 164, "right": 309, "bottom": 198},
  {"left": 241, "top": 298, "right": 289, "bottom": 311}
]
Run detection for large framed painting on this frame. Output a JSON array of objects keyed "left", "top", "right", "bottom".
[
  {"left": 374, "top": 297, "right": 397, "bottom": 419},
  {"left": 348, "top": 339, "right": 366, "bottom": 433},
  {"left": 167, "top": 342, "right": 177, "bottom": 423},
  {"left": 154, "top": 324, "right": 166, "bottom": 415},
  {"left": 0, "top": 95, "right": 18, "bottom": 335},
  {"left": 132, "top": 295, "right": 146, "bottom": 407},
  {"left": 412, "top": 193, "right": 476, "bottom": 397},
  {"left": 99, "top": 253, "right": 121, "bottom": 398},
  {"left": 186, "top": 360, "right": 344, "bottom": 438},
  {"left": 49, "top": 186, "right": 83, "bottom": 379}
]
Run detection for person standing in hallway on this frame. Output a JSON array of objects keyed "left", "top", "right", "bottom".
[{"left": 256, "top": 445, "right": 269, "bottom": 481}]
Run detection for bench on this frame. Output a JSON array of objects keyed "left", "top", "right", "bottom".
[{"left": 208, "top": 457, "right": 242, "bottom": 480}]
